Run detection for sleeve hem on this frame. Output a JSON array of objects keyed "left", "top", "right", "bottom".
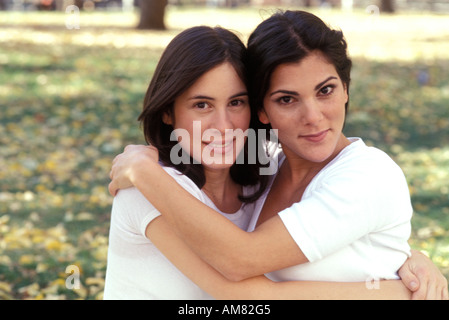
[{"left": 278, "top": 209, "right": 322, "bottom": 263}]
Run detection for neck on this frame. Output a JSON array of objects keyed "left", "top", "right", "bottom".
[
  {"left": 202, "top": 167, "right": 242, "bottom": 213},
  {"left": 279, "top": 154, "right": 322, "bottom": 192}
]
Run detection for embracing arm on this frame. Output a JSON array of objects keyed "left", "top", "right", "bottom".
[
  {"left": 110, "top": 147, "right": 304, "bottom": 281},
  {"left": 109, "top": 145, "right": 448, "bottom": 299},
  {"left": 146, "top": 168, "right": 447, "bottom": 299},
  {"left": 148, "top": 215, "right": 411, "bottom": 300}
]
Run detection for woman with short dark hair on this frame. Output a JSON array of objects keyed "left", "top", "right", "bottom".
[{"left": 108, "top": 11, "right": 448, "bottom": 299}]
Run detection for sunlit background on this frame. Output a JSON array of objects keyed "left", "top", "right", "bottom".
[{"left": 0, "top": 0, "right": 448, "bottom": 299}]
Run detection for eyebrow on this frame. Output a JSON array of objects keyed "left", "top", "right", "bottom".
[
  {"left": 189, "top": 92, "right": 248, "bottom": 101},
  {"left": 269, "top": 76, "right": 338, "bottom": 96},
  {"left": 314, "top": 76, "right": 338, "bottom": 90},
  {"left": 230, "top": 91, "right": 249, "bottom": 99},
  {"left": 269, "top": 89, "right": 299, "bottom": 97}
]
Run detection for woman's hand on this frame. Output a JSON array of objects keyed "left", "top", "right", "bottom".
[
  {"left": 108, "top": 144, "right": 159, "bottom": 196},
  {"left": 399, "top": 249, "right": 448, "bottom": 300}
]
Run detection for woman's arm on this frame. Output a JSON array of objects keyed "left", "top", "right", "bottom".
[
  {"left": 109, "top": 145, "right": 305, "bottom": 280},
  {"left": 109, "top": 145, "right": 448, "bottom": 299},
  {"left": 148, "top": 215, "right": 411, "bottom": 300},
  {"left": 110, "top": 145, "right": 304, "bottom": 281}
]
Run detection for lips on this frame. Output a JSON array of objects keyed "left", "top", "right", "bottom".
[
  {"left": 203, "top": 139, "right": 234, "bottom": 154},
  {"left": 300, "top": 129, "right": 329, "bottom": 143}
]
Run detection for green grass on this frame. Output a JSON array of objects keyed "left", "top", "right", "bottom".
[{"left": 0, "top": 7, "right": 448, "bottom": 299}]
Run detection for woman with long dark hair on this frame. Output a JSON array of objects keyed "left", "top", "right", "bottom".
[
  {"left": 104, "top": 25, "right": 269, "bottom": 299},
  {"left": 108, "top": 12, "right": 448, "bottom": 299}
]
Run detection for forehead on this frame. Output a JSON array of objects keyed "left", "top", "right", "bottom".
[
  {"left": 270, "top": 51, "right": 339, "bottom": 87},
  {"left": 182, "top": 62, "right": 245, "bottom": 96}
]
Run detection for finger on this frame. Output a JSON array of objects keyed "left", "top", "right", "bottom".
[
  {"left": 124, "top": 144, "right": 139, "bottom": 152},
  {"left": 112, "top": 154, "right": 119, "bottom": 165},
  {"left": 425, "top": 278, "right": 437, "bottom": 300},
  {"left": 148, "top": 145, "right": 160, "bottom": 158},
  {"left": 124, "top": 144, "right": 133, "bottom": 151},
  {"left": 400, "top": 271, "right": 419, "bottom": 292},
  {"left": 398, "top": 264, "right": 420, "bottom": 292},
  {"left": 108, "top": 181, "right": 118, "bottom": 197},
  {"left": 411, "top": 286, "right": 426, "bottom": 300},
  {"left": 410, "top": 269, "right": 428, "bottom": 300},
  {"left": 442, "top": 285, "right": 449, "bottom": 300},
  {"left": 438, "top": 276, "right": 448, "bottom": 300}
]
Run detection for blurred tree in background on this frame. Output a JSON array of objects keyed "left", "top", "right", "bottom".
[
  {"left": 136, "top": 0, "right": 168, "bottom": 30},
  {"left": 381, "top": 0, "right": 395, "bottom": 12}
]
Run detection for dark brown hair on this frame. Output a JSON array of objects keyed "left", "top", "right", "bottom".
[
  {"left": 138, "top": 26, "right": 268, "bottom": 202},
  {"left": 247, "top": 10, "right": 352, "bottom": 131}
]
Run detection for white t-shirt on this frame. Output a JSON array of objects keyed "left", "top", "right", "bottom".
[
  {"left": 248, "top": 138, "right": 412, "bottom": 282},
  {"left": 103, "top": 166, "right": 257, "bottom": 300}
]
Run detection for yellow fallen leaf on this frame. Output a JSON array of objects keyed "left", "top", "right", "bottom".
[
  {"left": 0, "top": 281, "right": 12, "bottom": 292},
  {"left": 45, "top": 239, "right": 63, "bottom": 251},
  {"left": 86, "top": 277, "right": 105, "bottom": 286},
  {"left": 19, "top": 255, "right": 34, "bottom": 265}
]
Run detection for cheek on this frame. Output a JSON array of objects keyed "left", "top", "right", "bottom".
[
  {"left": 261, "top": 107, "right": 285, "bottom": 130},
  {"left": 321, "top": 95, "right": 346, "bottom": 120},
  {"left": 172, "top": 118, "right": 203, "bottom": 155},
  {"left": 332, "top": 101, "right": 347, "bottom": 124},
  {"left": 234, "top": 108, "right": 251, "bottom": 130}
]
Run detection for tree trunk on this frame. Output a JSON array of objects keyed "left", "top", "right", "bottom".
[
  {"left": 380, "top": 0, "right": 395, "bottom": 13},
  {"left": 137, "top": 0, "right": 168, "bottom": 30}
]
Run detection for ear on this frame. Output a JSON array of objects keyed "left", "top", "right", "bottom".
[
  {"left": 162, "top": 112, "right": 173, "bottom": 126},
  {"left": 343, "top": 83, "right": 349, "bottom": 104},
  {"left": 258, "top": 109, "right": 270, "bottom": 124}
]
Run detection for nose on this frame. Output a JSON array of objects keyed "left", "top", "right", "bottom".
[
  {"left": 213, "top": 108, "right": 234, "bottom": 134},
  {"left": 301, "top": 98, "right": 323, "bottom": 125}
]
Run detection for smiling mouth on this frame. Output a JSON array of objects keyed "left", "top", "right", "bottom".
[
  {"left": 203, "top": 139, "right": 235, "bottom": 154},
  {"left": 300, "top": 129, "right": 329, "bottom": 142}
]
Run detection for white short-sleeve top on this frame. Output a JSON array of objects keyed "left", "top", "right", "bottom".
[
  {"left": 249, "top": 138, "right": 412, "bottom": 282},
  {"left": 104, "top": 166, "right": 257, "bottom": 300}
]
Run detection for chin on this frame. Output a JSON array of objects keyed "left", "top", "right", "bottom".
[
  {"left": 203, "top": 162, "right": 235, "bottom": 171},
  {"left": 304, "top": 150, "right": 335, "bottom": 164}
]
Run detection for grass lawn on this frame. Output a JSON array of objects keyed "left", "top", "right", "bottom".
[{"left": 0, "top": 5, "right": 448, "bottom": 299}]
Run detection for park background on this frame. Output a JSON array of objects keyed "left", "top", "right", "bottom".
[{"left": 0, "top": 0, "right": 448, "bottom": 299}]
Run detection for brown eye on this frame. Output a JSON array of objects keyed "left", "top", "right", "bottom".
[
  {"left": 195, "top": 102, "right": 209, "bottom": 109},
  {"left": 319, "top": 85, "right": 335, "bottom": 96},
  {"left": 277, "top": 96, "right": 294, "bottom": 105},
  {"left": 229, "top": 99, "right": 244, "bottom": 107}
]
